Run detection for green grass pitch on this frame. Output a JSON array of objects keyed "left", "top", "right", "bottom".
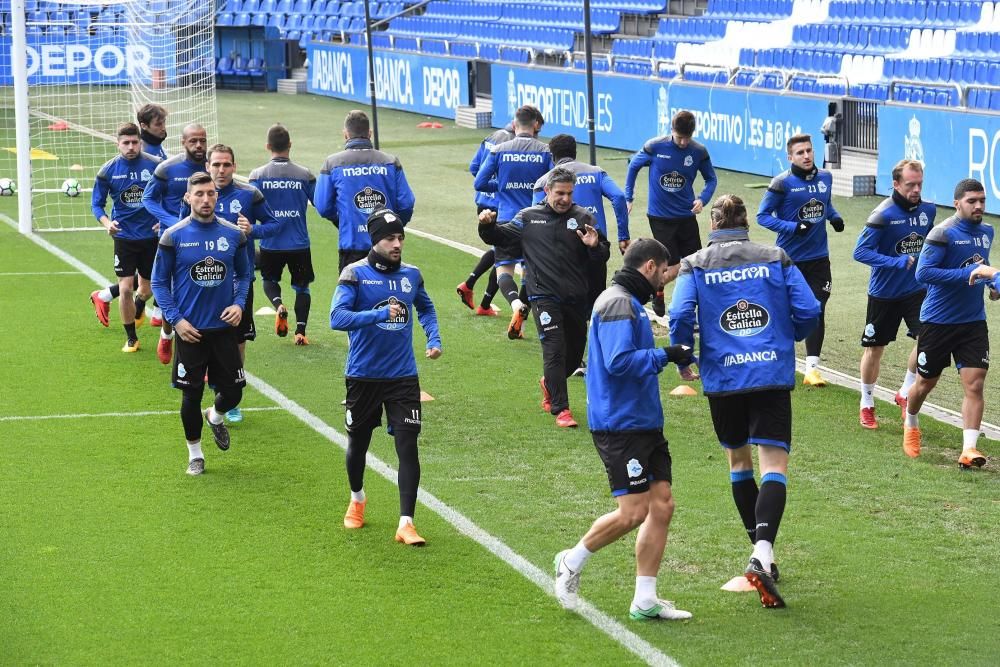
[{"left": 1, "top": 90, "right": 1000, "bottom": 665}]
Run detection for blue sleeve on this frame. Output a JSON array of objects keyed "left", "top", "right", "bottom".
[
  {"left": 150, "top": 244, "right": 182, "bottom": 325},
  {"left": 531, "top": 188, "right": 544, "bottom": 205},
  {"left": 469, "top": 142, "right": 487, "bottom": 176},
  {"left": 667, "top": 272, "right": 698, "bottom": 346},
  {"left": 783, "top": 263, "right": 822, "bottom": 340},
  {"left": 601, "top": 173, "right": 629, "bottom": 241},
  {"left": 826, "top": 198, "right": 842, "bottom": 222},
  {"left": 395, "top": 167, "right": 416, "bottom": 223},
  {"left": 697, "top": 152, "right": 717, "bottom": 205},
  {"left": 91, "top": 176, "right": 110, "bottom": 222},
  {"left": 142, "top": 174, "right": 173, "bottom": 228},
  {"left": 916, "top": 240, "right": 976, "bottom": 285},
  {"left": 599, "top": 318, "right": 668, "bottom": 377},
  {"left": 329, "top": 283, "right": 392, "bottom": 331},
  {"left": 413, "top": 280, "right": 441, "bottom": 350},
  {"left": 314, "top": 171, "right": 338, "bottom": 225},
  {"left": 249, "top": 196, "right": 282, "bottom": 240},
  {"left": 624, "top": 148, "right": 651, "bottom": 201},
  {"left": 232, "top": 239, "right": 252, "bottom": 309},
  {"left": 756, "top": 189, "right": 798, "bottom": 235},
  {"left": 305, "top": 176, "right": 316, "bottom": 207},
  {"left": 853, "top": 225, "right": 909, "bottom": 269},
  {"left": 473, "top": 152, "right": 499, "bottom": 193}
]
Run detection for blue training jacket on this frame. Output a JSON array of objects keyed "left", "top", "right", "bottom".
[
  {"left": 91, "top": 152, "right": 161, "bottom": 241},
  {"left": 669, "top": 229, "right": 821, "bottom": 396},
  {"left": 756, "top": 166, "right": 841, "bottom": 262},
  {"left": 314, "top": 138, "right": 416, "bottom": 252},
  {"left": 142, "top": 153, "right": 207, "bottom": 234},
  {"left": 473, "top": 134, "right": 553, "bottom": 222},
  {"left": 532, "top": 158, "right": 630, "bottom": 242},
  {"left": 249, "top": 157, "right": 316, "bottom": 252},
  {"left": 853, "top": 192, "right": 936, "bottom": 300},
  {"left": 150, "top": 216, "right": 252, "bottom": 330},
  {"left": 916, "top": 215, "right": 995, "bottom": 324},
  {"left": 469, "top": 126, "right": 513, "bottom": 210},
  {"left": 624, "top": 135, "right": 717, "bottom": 219},
  {"left": 330, "top": 254, "right": 441, "bottom": 380},
  {"left": 586, "top": 283, "right": 669, "bottom": 432}
]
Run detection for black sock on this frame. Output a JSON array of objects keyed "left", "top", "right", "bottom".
[
  {"left": 497, "top": 272, "right": 520, "bottom": 305},
  {"left": 294, "top": 290, "right": 311, "bottom": 335},
  {"left": 517, "top": 282, "right": 528, "bottom": 306},
  {"left": 805, "top": 302, "right": 826, "bottom": 357},
  {"left": 394, "top": 429, "right": 420, "bottom": 517},
  {"left": 180, "top": 385, "right": 206, "bottom": 442},
  {"left": 346, "top": 427, "right": 374, "bottom": 492},
  {"left": 124, "top": 322, "right": 137, "bottom": 342},
  {"left": 730, "top": 471, "right": 759, "bottom": 543},
  {"left": 262, "top": 279, "right": 282, "bottom": 307},
  {"left": 479, "top": 270, "right": 498, "bottom": 309},
  {"left": 215, "top": 385, "right": 243, "bottom": 414},
  {"left": 466, "top": 249, "right": 496, "bottom": 290},
  {"left": 754, "top": 474, "right": 788, "bottom": 545},
  {"left": 109, "top": 283, "right": 120, "bottom": 299},
  {"left": 134, "top": 295, "right": 146, "bottom": 320}
]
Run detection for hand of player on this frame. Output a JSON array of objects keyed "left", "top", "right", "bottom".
[
  {"left": 388, "top": 302, "right": 403, "bottom": 319},
  {"left": 577, "top": 224, "right": 599, "bottom": 248},
  {"left": 830, "top": 216, "right": 845, "bottom": 232},
  {"left": 691, "top": 199, "right": 704, "bottom": 215},
  {"left": 794, "top": 222, "right": 811, "bottom": 236},
  {"left": 991, "top": 288, "right": 1000, "bottom": 302},
  {"left": 426, "top": 347, "right": 442, "bottom": 359},
  {"left": 478, "top": 209, "right": 497, "bottom": 225},
  {"left": 968, "top": 263, "right": 999, "bottom": 286},
  {"left": 175, "top": 319, "right": 201, "bottom": 342},
  {"left": 626, "top": 200, "right": 633, "bottom": 215},
  {"left": 220, "top": 304, "right": 243, "bottom": 326},
  {"left": 152, "top": 222, "right": 160, "bottom": 234},
  {"left": 618, "top": 239, "right": 630, "bottom": 255},
  {"left": 237, "top": 213, "right": 252, "bottom": 235},
  {"left": 105, "top": 220, "right": 120, "bottom": 236},
  {"left": 905, "top": 255, "right": 916, "bottom": 270},
  {"left": 664, "top": 344, "right": 695, "bottom": 366},
  {"left": 678, "top": 364, "right": 701, "bottom": 381}
]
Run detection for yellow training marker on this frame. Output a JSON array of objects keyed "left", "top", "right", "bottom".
[
  {"left": 419, "top": 391, "right": 435, "bottom": 402},
  {"left": 3, "top": 147, "right": 59, "bottom": 160}
]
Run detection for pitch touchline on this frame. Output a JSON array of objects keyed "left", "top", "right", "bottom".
[
  {"left": 1, "top": 213, "right": 678, "bottom": 667},
  {"left": 0, "top": 271, "right": 80, "bottom": 276},
  {"left": 0, "top": 407, "right": 282, "bottom": 422}
]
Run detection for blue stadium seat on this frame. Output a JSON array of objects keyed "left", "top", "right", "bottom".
[
  {"left": 934, "top": 90, "right": 948, "bottom": 106},
  {"left": 217, "top": 12, "right": 234, "bottom": 25},
  {"left": 991, "top": 89, "right": 1000, "bottom": 111},
  {"left": 989, "top": 62, "right": 1000, "bottom": 86}
]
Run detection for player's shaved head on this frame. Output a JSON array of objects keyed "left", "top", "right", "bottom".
[{"left": 182, "top": 123, "right": 206, "bottom": 140}]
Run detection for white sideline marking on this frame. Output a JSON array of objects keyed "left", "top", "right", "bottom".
[
  {"left": 0, "top": 271, "right": 79, "bottom": 276},
  {"left": 406, "top": 226, "right": 487, "bottom": 257},
  {"left": 1, "top": 212, "right": 679, "bottom": 667},
  {"left": 0, "top": 407, "right": 282, "bottom": 423}
]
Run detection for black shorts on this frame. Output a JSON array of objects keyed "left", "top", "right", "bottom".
[
  {"left": 648, "top": 215, "right": 701, "bottom": 266},
  {"left": 345, "top": 376, "right": 422, "bottom": 434},
  {"left": 339, "top": 249, "right": 368, "bottom": 275},
  {"left": 708, "top": 389, "right": 793, "bottom": 452},
  {"left": 114, "top": 237, "right": 157, "bottom": 279},
  {"left": 260, "top": 248, "right": 315, "bottom": 288},
  {"left": 861, "top": 291, "right": 924, "bottom": 347},
  {"left": 795, "top": 257, "right": 832, "bottom": 304},
  {"left": 172, "top": 328, "right": 246, "bottom": 390},
  {"left": 916, "top": 320, "right": 990, "bottom": 379},
  {"left": 493, "top": 239, "right": 523, "bottom": 267},
  {"left": 592, "top": 430, "right": 672, "bottom": 496},
  {"left": 236, "top": 284, "right": 256, "bottom": 342}
]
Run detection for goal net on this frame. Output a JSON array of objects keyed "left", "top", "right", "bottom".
[{"left": 0, "top": 0, "right": 218, "bottom": 231}]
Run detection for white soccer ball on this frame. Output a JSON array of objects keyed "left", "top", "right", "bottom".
[
  {"left": 61, "top": 178, "right": 82, "bottom": 197},
  {"left": 0, "top": 177, "right": 15, "bottom": 196}
]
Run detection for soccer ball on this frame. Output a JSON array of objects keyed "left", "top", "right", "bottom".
[
  {"left": 61, "top": 178, "right": 82, "bottom": 197},
  {"left": 0, "top": 177, "right": 15, "bottom": 196}
]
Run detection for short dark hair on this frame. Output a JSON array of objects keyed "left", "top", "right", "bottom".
[
  {"left": 526, "top": 104, "right": 544, "bottom": 128},
  {"left": 786, "top": 133, "right": 812, "bottom": 153},
  {"left": 117, "top": 122, "right": 140, "bottom": 138},
  {"left": 187, "top": 171, "right": 213, "bottom": 190},
  {"left": 344, "top": 110, "right": 370, "bottom": 138},
  {"left": 954, "top": 178, "right": 985, "bottom": 200},
  {"left": 515, "top": 105, "right": 537, "bottom": 128},
  {"left": 548, "top": 134, "right": 576, "bottom": 161},
  {"left": 136, "top": 103, "right": 167, "bottom": 127},
  {"left": 267, "top": 123, "right": 291, "bottom": 152},
  {"left": 545, "top": 166, "right": 576, "bottom": 189},
  {"left": 672, "top": 110, "right": 696, "bottom": 137},
  {"left": 623, "top": 238, "right": 671, "bottom": 269},
  {"left": 208, "top": 143, "right": 235, "bottom": 162},
  {"left": 892, "top": 159, "right": 923, "bottom": 183},
  {"left": 710, "top": 194, "right": 748, "bottom": 230}
]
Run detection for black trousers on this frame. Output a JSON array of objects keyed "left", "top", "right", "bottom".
[{"left": 531, "top": 297, "right": 589, "bottom": 414}]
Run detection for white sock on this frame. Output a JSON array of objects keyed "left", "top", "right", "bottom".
[
  {"left": 860, "top": 382, "right": 875, "bottom": 408},
  {"left": 899, "top": 371, "right": 917, "bottom": 397},
  {"left": 806, "top": 356, "right": 820, "bottom": 373},
  {"left": 98, "top": 287, "right": 113, "bottom": 302},
  {"left": 963, "top": 429, "right": 980, "bottom": 451},
  {"left": 564, "top": 540, "right": 593, "bottom": 572},
  {"left": 150, "top": 305, "right": 162, "bottom": 318},
  {"left": 206, "top": 406, "right": 223, "bottom": 425},
  {"left": 510, "top": 298, "right": 524, "bottom": 313},
  {"left": 751, "top": 539, "right": 774, "bottom": 572},
  {"left": 633, "top": 575, "right": 657, "bottom": 607},
  {"left": 905, "top": 411, "right": 919, "bottom": 428},
  {"left": 186, "top": 440, "right": 204, "bottom": 461},
  {"left": 351, "top": 489, "right": 366, "bottom": 503},
  {"left": 398, "top": 515, "right": 413, "bottom": 529},
  {"left": 160, "top": 328, "right": 175, "bottom": 340}
]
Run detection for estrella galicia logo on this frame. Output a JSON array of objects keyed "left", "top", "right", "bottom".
[
  {"left": 659, "top": 171, "right": 685, "bottom": 192},
  {"left": 229, "top": 199, "right": 242, "bottom": 215},
  {"left": 626, "top": 458, "right": 643, "bottom": 478},
  {"left": 354, "top": 186, "right": 386, "bottom": 213},
  {"left": 120, "top": 183, "right": 144, "bottom": 207},
  {"left": 566, "top": 218, "right": 578, "bottom": 231},
  {"left": 217, "top": 237, "right": 230, "bottom": 252},
  {"left": 895, "top": 231, "right": 925, "bottom": 256},
  {"left": 960, "top": 253, "right": 985, "bottom": 268},
  {"left": 720, "top": 299, "right": 770, "bottom": 337},
  {"left": 376, "top": 296, "right": 409, "bottom": 331},
  {"left": 539, "top": 311, "right": 552, "bottom": 326},
  {"left": 797, "top": 198, "right": 825, "bottom": 222},
  {"left": 401, "top": 276, "right": 412, "bottom": 293},
  {"left": 190, "top": 255, "right": 227, "bottom": 287}
]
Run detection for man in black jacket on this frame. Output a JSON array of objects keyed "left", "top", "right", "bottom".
[{"left": 479, "top": 167, "right": 611, "bottom": 428}]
